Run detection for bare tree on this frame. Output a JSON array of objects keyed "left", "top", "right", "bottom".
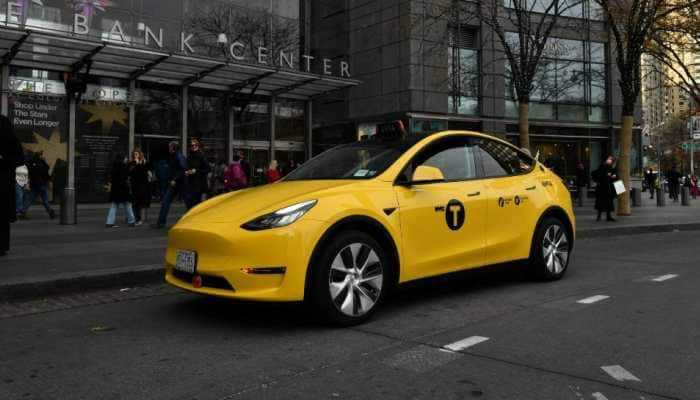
[{"left": 595, "top": 0, "right": 699, "bottom": 215}]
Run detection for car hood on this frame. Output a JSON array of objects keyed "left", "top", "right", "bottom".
[{"left": 181, "top": 180, "right": 356, "bottom": 224}]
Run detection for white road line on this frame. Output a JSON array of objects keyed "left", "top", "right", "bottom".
[
  {"left": 577, "top": 295, "right": 610, "bottom": 304},
  {"left": 443, "top": 336, "right": 490, "bottom": 352},
  {"left": 601, "top": 365, "right": 642, "bottom": 382},
  {"left": 651, "top": 274, "right": 679, "bottom": 282},
  {"left": 592, "top": 392, "right": 610, "bottom": 400}
]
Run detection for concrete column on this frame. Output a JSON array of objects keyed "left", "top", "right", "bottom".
[
  {"left": 269, "top": 96, "right": 276, "bottom": 161},
  {"left": 305, "top": 99, "right": 313, "bottom": 159},
  {"left": 228, "top": 104, "right": 234, "bottom": 163},
  {"left": 1, "top": 65, "right": 9, "bottom": 116},
  {"left": 128, "top": 80, "right": 136, "bottom": 156},
  {"left": 181, "top": 85, "right": 188, "bottom": 156},
  {"left": 60, "top": 96, "right": 77, "bottom": 225}
]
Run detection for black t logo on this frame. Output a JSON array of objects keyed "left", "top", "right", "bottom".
[
  {"left": 445, "top": 199, "right": 465, "bottom": 230},
  {"left": 514, "top": 196, "right": 521, "bottom": 206},
  {"left": 498, "top": 197, "right": 505, "bottom": 207}
]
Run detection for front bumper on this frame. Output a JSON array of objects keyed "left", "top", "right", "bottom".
[{"left": 164, "top": 218, "right": 330, "bottom": 301}]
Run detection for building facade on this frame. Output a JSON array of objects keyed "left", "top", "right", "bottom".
[
  {"left": 0, "top": 0, "right": 356, "bottom": 202},
  {"left": 311, "top": 0, "right": 643, "bottom": 183}
]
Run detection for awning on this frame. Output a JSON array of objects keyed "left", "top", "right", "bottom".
[{"left": 0, "top": 27, "right": 360, "bottom": 100}]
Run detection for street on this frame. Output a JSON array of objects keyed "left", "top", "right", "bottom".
[{"left": 1, "top": 231, "right": 697, "bottom": 400}]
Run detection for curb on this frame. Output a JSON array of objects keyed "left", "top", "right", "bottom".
[
  {"left": 0, "top": 264, "right": 163, "bottom": 301},
  {"left": 576, "top": 222, "right": 700, "bottom": 239}
]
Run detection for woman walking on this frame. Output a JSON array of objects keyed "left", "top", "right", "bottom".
[
  {"left": 690, "top": 175, "right": 699, "bottom": 199},
  {"left": 129, "top": 148, "right": 151, "bottom": 226},
  {"left": 266, "top": 159, "right": 281, "bottom": 183},
  {"left": 592, "top": 155, "right": 618, "bottom": 222},
  {"left": 106, "top": 153, "right": 136, "bottom": 228}
]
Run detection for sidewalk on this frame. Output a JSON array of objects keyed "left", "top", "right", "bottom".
[{"left": 2, "top": 194, "right": 699, "bottom": 300}]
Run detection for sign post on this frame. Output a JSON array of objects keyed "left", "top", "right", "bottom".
[{"left": 689, "top": 116, "right": 700, "bottom": 176}]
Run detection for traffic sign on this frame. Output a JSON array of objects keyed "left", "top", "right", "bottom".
[{"left": 690, "top": 116, "right": 700, "bottom": 139}]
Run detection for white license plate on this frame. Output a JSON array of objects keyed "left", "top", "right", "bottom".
[{"left": 175, "top": 250, "right": 197, "bottom": 274}]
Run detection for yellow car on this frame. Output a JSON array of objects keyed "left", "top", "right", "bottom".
[{"left": 165, "top": 130, "right": 575, "bottom": 325}]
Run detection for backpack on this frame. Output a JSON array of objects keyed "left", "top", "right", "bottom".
[{"left": 225, "top": 160, "right": 247, "bottom": 189}]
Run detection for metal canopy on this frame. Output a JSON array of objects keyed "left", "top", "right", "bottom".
[{"left": 0, "top": 27, "right": 359, "bottom": 99}]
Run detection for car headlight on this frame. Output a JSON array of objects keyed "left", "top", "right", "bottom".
[{"left": 241, "top": 200, "right": 317, "bottom": 230}]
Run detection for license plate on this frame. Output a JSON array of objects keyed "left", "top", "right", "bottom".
[{"left": 175, "top": 250, "right": 197, "bottom": 274}]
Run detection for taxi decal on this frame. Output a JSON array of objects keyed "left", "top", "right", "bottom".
[{"left": 445, "top": 199, "right": 465, "bottom": 230}]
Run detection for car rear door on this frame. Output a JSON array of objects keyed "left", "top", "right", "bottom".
[{"left": 394, "top": 136, "right": 487, "bottom": 281}]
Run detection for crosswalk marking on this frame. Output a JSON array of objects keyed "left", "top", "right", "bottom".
[
  {"left": 651, "top": 274, "right": 678, "bottom": 282},
  {"left": 577, "top": 295, "right": 610, "bottom": 304},
  {"left": 592, "top": 392, "right": 609, "bottom": 400},
  {"left": 443, "top": 336, "right": 490, "bottom": 352},
  {"left": 601, "top": 365, "right": 641, "bottom": 382}
]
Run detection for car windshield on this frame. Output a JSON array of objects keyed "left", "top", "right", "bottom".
[{"left": 285, "top": 141, "right": 414, "bottom": 181}]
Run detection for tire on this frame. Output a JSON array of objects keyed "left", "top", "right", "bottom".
[
  {"left": 310, "top": 230, "right": 388, "bottom": 326},
  {"left": 528, "top": 217, "right": 572, "bottom": 281}
]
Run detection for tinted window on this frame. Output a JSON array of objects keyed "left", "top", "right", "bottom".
[
  {"left": 476, "top": 138, "right": 535, "bottom": 177},
  {"left": 404, "top": 137, "right": 478, "bottom": 181}
]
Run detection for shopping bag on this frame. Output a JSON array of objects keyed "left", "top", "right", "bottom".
[{"left": 613, "top": 180, "right": 626, "bottom": 195}]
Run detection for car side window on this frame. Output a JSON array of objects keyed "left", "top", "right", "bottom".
[
  {"left": 407, "top": 137, "right": 478, "bottom": 181},
  {"left": 475, "top": 138, "right": 534, "bottom": 178}
]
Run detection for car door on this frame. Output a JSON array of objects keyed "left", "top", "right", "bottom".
[
  {"left": 474, "top": 137, "right": 540, "bottom": 264},
  {"left": 394, "top": 136, "right": 487, "bottom": 281}
]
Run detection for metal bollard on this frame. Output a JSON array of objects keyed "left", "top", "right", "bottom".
[
  {"left": 59, "top": 187, "right": 77, "bottom": 225},
  {"left": 631, "top": 188, "right": 642, "bottom": 207},
  {"left": 656, "top": 188, "right": 666, "bottom": 206},
  {"left": 682, "top": 187, "right": 690, "bottom": 206}
]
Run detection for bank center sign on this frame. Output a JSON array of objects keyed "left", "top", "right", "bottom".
[{"left": 5, "top": 2, "right": 351, "bottom": 78}]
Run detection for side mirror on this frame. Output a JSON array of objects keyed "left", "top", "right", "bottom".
[{"left": 406, "top": 165, "right": 445, "bottom": 185}]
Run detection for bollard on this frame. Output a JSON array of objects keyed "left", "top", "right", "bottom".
[
  {"left": 59, "top": 187, "right": 77, "bottom": 225},
  {"left": 631, "top": 188, "right": 642, "bottom": 207},
  {"left": 682, "top": 187, "right": 690, "bottom": 206},
  {"left": 656, "top": 188, "right": 666, "bottom": 206}
]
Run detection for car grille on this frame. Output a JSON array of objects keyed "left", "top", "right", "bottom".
[{"left": 172, "top": 269, "right": 235, "bottom": 291}]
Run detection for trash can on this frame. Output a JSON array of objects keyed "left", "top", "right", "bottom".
[
  {"left": 682, "top": 187, "right": 690, "bottom": 206},
  {"left": 631, "top": 188, "right": 642, "bottom": 207},
  {"left": 656, "top": 188, "right": 666, "bottom": 206}
]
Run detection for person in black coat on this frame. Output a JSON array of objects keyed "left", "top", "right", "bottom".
[
  {"left": 592, "top": 155, "right": 618, "bottom": 222},
  {"left": 105, "top": 153, "right": 136, "bottom": 228},
  {"left": 0, "top": 115, "right": 24, "bottom": 256},
  {"left": 184, "top": 139, "right": 210, "bottom": 209},
  {"left": 574, "top": 162, "right": 587, "bottom": 207},
  {"left": 667, "top": 165, "right": 681, "bottom": 202},
  {"left": 129, "top": 148, "right": 151, "bottom": 225},
  {"left": 644, "top": 167, "right": 656, "bottom": 199}
]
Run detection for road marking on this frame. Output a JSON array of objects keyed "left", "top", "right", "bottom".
[
  {"left": 592, "top": 392, "right": 609, "bottom": 400},
  {"left": 577, "top": 295, "right": 610, "bottom": 304},
  {"left": 601, "top": 365, "right": 641, "bottom": 382},
  {"left": 443, "top": 336, "right": 490, "bottom": 352},
  {"left": 651, "top": 274, "right": 678, "bottom": 282}
]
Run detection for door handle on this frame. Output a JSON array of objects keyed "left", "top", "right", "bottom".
[
  {"left": 467, "top": 191, "right": 481, "bottom": 197},
  {"left": 525, "top": 185, "right": 536, "bottom": 191}
]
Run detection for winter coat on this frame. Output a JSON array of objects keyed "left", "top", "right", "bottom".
[
  {"left": 129, "top": 160, "right": 151, "bottom": 207},
  {"left": 108, "top": 161, "right": 132, "bottom": 203},
  {"left": 592, "top": 164, "right": 617, "bottom": 212},
  {"left": 266, "top": 168, "right": 281, "bottom": 183},
  {"left": 186, "top": 151, "right": 210, "bottom": 194},
  {"left": 27, "top": 157, "right": 50, "bottom": 187},
  {"left": 167, "top": 152, "right": 187, "bottom": 187}
]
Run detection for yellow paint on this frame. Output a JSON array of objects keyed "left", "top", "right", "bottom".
[
  {"left": 164, "top": 131, "right": 575, "bottom": 301},
  {"left": 22, "top": 129, "right": 67, "bottom": 173}
]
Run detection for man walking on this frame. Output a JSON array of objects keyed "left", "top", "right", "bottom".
[
  {"left": 23, "top": 151, "right": 56, "bottom": 219},
  {"left": 154, "top": 141, "right": 187, "bottom": 229},
  {"left": 667, "top": 165, "right": 681, "bottom": 202},
  {"left": 644, "top": 167, "right": 656, "bottom": 199},
  {"left": 1, "top": 114, "right": 24, "bottom": 256},
  {"left": 184, "top": 139, "right": 210, "bottom": 209}
]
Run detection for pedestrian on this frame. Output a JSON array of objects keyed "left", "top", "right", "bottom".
[
  {"left": 129, "top": 148, "right": 150, "bottom": 226},
  {"left": 15, "top": 157, "right": 29, "bottom": 220},
  {"left": 105, "top": 153, "right": 136, "bottom": 228},
  {"left": 690, "top": 175, "right": 699, "bottom": 199},
  {"left": 237, "top": 150, "right": 251, "bottom": 183},
  {"left": 0, "top": 115, "right": 24, "bottom": 256},
  {"left": 592, "top": 155, "right": 618, "bottom": 222},
  {"left": 211, "top": 159, "right": 227, "bottom": 195},
  {"left": 667, "top": 165, "right": 681, "bottom": 202},
  {"left": 224, "top": 154, "right": 248, "bottom": 191},
  {"left": 23, "top": 151, "right": 56, "bottom": 219},
  {"left": 282, "top": 159, "right": 298, "bottom": 176},
  {"left": 266, "top": 159, "right": 281, "bottom": 183},
  {"left": 155, "top": 158, "right": 169, "bottom": 200},
  {"left": 574, "top": 162, "right": 587, "bottom": 207},
  {"left": 184, "top": 139, "right": 210, "bottom": 209},
  {"left": 154, "top": 141, "right": 187, "bottom": 229},
  {"left": 644, "top": 167, "right": 656, "bottom": 199}
]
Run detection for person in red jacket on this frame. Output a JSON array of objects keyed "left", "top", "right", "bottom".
[{"left": 266, "top": 159, "right": 281, "bottom": 183}]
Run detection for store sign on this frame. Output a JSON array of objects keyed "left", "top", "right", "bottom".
[{"left": 5, "top": 2, "right": 352, "bottom": 78}]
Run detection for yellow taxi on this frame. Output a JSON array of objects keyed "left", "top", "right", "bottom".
[{"left": 165, "top": 131, "right": 575, "bottom": 325}]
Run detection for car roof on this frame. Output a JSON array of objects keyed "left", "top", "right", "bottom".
[{"left": 358, "top": 130, "right": 515, "bottom": 152}]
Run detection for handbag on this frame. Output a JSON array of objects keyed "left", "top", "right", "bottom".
[{"left": 613, "top": 180, "right": 626, "bottom": 195}]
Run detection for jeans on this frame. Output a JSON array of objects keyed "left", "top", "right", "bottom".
[
  {"left": 15, "top": 184, "right": 28, "bottom": 213},
  {"left": 106, "top": 202, "right": 136, "bottom": 226},
  {"left": 23, "top": 185, "right": 53, "bottom": 215},
  {"left": 157, "top": 185, "right": 180, "bottom": 227}
]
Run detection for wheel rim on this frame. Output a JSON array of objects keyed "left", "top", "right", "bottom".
[
  {"left": 329, "top": 243, "right": 384, "bottom": 317},
  {"left": 542, "top": 225, "right": 569, "bottom": 274}
]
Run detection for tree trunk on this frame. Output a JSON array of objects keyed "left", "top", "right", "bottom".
[
  {"left": 617, "top": 115, "right": 633, "bottom": 216},
  {"left": 518, "top": 101, "right": 530, "bottom": 152}
]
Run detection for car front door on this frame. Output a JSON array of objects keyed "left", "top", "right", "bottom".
[{"left": 394, "top": 136, "right": 487, "bottom": 281}]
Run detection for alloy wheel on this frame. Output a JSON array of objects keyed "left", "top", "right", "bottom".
[
  {"left": 542, "top": 225, "right": 569, "bottom": 274},
  {"left": 328, "top": 243, "right": 384, "bottom": 317}
]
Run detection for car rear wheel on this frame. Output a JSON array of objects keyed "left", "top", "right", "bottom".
[
  {"left": 529, "top": 217, "right": 571, "bottom": 281},
  {"left": 311, "top": 231, "right": 387, "bottom": 326}
]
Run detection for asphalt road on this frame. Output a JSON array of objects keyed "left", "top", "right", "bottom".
[{"left": 1, "top": 231, "right": 698, "bottom": 400}]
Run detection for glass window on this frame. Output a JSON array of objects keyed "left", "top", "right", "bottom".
[
  {"left": 134, "top": 82, "right": 181, "bottom": 137},
  {"left": 416, "top": 139, "right": 479, "bottom": 181},
  {"left": 476, "top": 138, "right": 535, "bottom": 177},
  {"left": 590, "top": 62, "right": 606, "bottom": 104},
  {"left": 590, "top": 42, "right": 606, "bottom": 62},
  {"left": 275, "top": 99, "right": 305, "bottom": 142},
  {"left": 589, "top": 0, "right": 605, "bottom": 20},
  {"left": 531, "top": 60, "right": 558, "bottom": 102},
  {"left": 559, "top": 0, "right": 583, "bottom": 18},
  {"left": 557, "top": 60, "right": 586, "bottom": 103},
  {"left": 448, "top": 31, "right": 479, "bottom": 116}
]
